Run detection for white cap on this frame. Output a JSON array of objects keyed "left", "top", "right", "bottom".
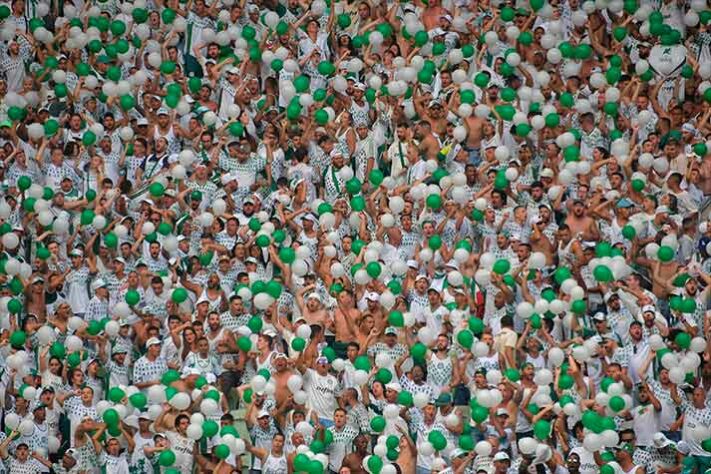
[
  {"left": 493, "top": 452, "right": 510, "bottom": 461},
  {"left": 91, "top": 278, "right": 107, "bottom": 291},
  {"left": 146, "top": 337, "right": 161, "bottom": 347},
  {"left": 257, "top": 409, "right": 270, "bottom": 418},
  {"left": 365, "top": 292, "right": 380, "bottom": 301},
  {"left": 540, "top": 168, "right": 555, "bottom": 178}
]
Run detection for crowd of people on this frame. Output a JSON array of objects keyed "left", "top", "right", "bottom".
[{"left": 0, "top": 0, "right": 710, "bottom": 472}]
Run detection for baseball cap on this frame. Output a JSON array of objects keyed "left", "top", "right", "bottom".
[
  {"left": 604, "top": 292, "right": 620, "bottom": 303},
  {"left": 91, "top": 278, "right": 107, "bottom": 291},
  {"left": 384, "top": 382, "right": 401, "bottom": 392},
  {"left": 136, "top": 117, "right": 149, "bottom": 126},
  {"left": 540, "top": 168, "right": 554, "bottom": 178},
  {"left": 496, "top": 408, "right": 510, "bottom": 417},
  {"left": 157, "top": 107, "right": 170, "bottom": 116},
  {"left": 642, "top": 305, "right": 656, "bottom": 314},
  {"left": 146, "top": 337, "right": 161, "bottom": 347},
  {"left": 450, "top": 448, "right": 469, "bottom": 459},
  {"left": 257, "top": 409, "right": 270, "bottom": 418},
  {"left": 307, "top": 293, "right": 322, "bottom": 302},
  {"left": 655, "top": 206, "right": 671, "bottom": 215},
  {"left": 69, "top": 248, "right": 84, "bottom": 257},
  {"left": 435, "top": 393, "right": 452, "bottom": 406},
  {"left": 365, "top": 292, "right": 380, "bottom": 302},
  {"left": 493, "top": 452, "right": 510, "bottom": 461},
  {"left": 384, "top": 327, "right": 398, "bottom": 335},
  {"left": 616, "top": 198, "right": 634, "bottom": 208},
  {"left": 653, "top": 432, "right": 674, "bottom": 448},
  {"left": 415, "top": 274, "right": 429, "bottom": 282},
  {"left": 407, "top": 260, "right": 419, "bottom": 269},
  {"left": 593, "top": 312, "right": 607, "bottom": 322}
]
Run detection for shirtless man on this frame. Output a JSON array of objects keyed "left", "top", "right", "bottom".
[
  {"left": 340, "top": 434, "right": 369, "bottom": 474},
  {"left": 464, "top": 114, "right": 485, "bottom": 163},
  {"left": 296, "top": 284, "right": 330, "bottom": 328},
  {"left": 414, "top": 120, "right": 440, "bottom": 161},
  {"left": 565, "top": 200, "right": 600, "bottom": 240},
  {"left": 270, "top": 353, "right": 296, "bottom": 407},
  {"left": 334, "top": 290, "right": 361, "bottom": 352},
  {"left": 421, "top": 0, "right": 447, "bottom": 30},
  {"left": 530, "top": 206, "right": 556, "bottom": 266},
  {"left": 413, "top": 92, "right": 447, "bottom": 137}
]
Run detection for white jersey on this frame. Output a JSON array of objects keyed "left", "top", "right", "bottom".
[{"left": 303, "top": 368, "right": 339, "bottom": 421}]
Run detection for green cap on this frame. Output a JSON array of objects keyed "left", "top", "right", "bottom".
[
  {"left": 97, "top": 55, "right": 112, "bottom": 64},
  {"left": 0, "top": 120, "right": 12, "bottom": 128}
]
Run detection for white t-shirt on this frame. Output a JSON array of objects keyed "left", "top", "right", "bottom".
[
  {"left": 303, "top": 368, "right": 339, "bottom": 421},
  {"left": 570, "top": 446, "right": 598, "bottom": 474}
]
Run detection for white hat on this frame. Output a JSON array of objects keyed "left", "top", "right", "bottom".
[
  {"left": 146, "top": 337, "right": 161, "bottom": 347},
  {"left": 227, "top": 66, "right": 240, "bottom": 75},
  {"left": 540, "top": 168, "right": 555, "bottom": 178},
  {"left": 493, "top": 452, "right": 510, "bottom": 461},
  {"left": 306, "top": 293, "right": 322, "bottom": 302},
  {"left": 91, "top": 278, "right": 107, "bottom": 291},
  {"left": 365, "top": 292, "right": 380, "bottom": 301},
  {"left": 653, "top": 432, "right": 675, "bottom": 449},
  {"left": 641, "top": 304, "right": 656, "bottom": 314},
  {"left": 384, "top": 382, "right": 401, "bottom": 392},
  {"left": 257, "top": 409, "right": 270, "bottom": 418}
]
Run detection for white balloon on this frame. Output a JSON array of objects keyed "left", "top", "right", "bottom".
[
  {"left": 186, "top": 424, "right": 203, "bottom": 440},
  {"left": 287, "top": 374, "right": 304, "bottom": 393},
  {"left": 18, "top": 420, "right": 35, "bottom": 436},
  {"left": 519, "top": 437, "right": 538, "bottom": 455},
  {"left": 170, "top": 392, "right": 191, "bottom": 410}
]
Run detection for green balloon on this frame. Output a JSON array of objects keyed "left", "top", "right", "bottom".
[
  {"left": 293, "top": 75, "right": 310, "bottom": 93},
  {"left": 108, "top": 387, "right": 126, "bottom": 403},
  {"left": 609, "top": 395, "right": 625, "bottom": 412},
  {"left": 120, "top": 95, "right": 135, "bottom": 111},
  {"left": 346, "top": 178, "right": 362, "bottom": 195},
  {"left": 367, "top": 456, "right": 383, "bottom": 474},
  {"left": 132, "top": 8, "right": 148, "bottom": 23},
  {"left": 410, "top": 342, "right": 427, "bottom": 361},
  {"left": 237, "top": 336, "right": 251, "bottom": 352},
  {"left": 558, "top": 373, "right": 575, "bottom": 390},
  {"left": 501, "top": 6, "right": 515, "bottom": 21},
  {"left": 103, "top": 408, "right": 120, "bottom": 426},
  {"left": 493, "top": 259, "right": 511, "bottom": 275},
  {"left": 213, "top": 444, "right": 230, "bottom": 460},
  {"left": 370, "top": 415, "right": 386, "bottom": 432},
  {"left": 414, "top": 30, "right": 428, "bottom": 47},
  {"left": 426, "top": 194, "right": 442, "bottom": 210},
  {"left": 534, "top": 419, "right": 551, "bottom": 440},
  {"left": 593, "top": 265, "right": 613, "bottom": 282},
  {"left": 9, "top": 330, "right": 26, "bottom": 348},
  {"left": 657, "top": 246, "right": 675, "bottom": 262},
  {"left": 129, "top": 392, "right": 147, "bottom": 408},
  {"left": 161, "top": 8, "right": 176, "bottom": 24},
  {"left": 366, "top": 261, "right": 382, "bottom": 278},
  {"left": 457, "top": 329, "right": 474, "bottom": 349},
  {"left": 460, "top": 89, "right": 476, "bottom": 104},
  {"left": 314, "top": 109, "right": 329, "bottom": 125},
  {"left": 149, "top": 182, "right": 165, "bottom": 197},
  {"left": 368, "top": 168, "right": 384, "bottom": 186},
  {"left": 505, "top": 368, "right": 520, "bottom": 382},
  {"left": 622, "top": 224, "right": 636, "bottom": 240},
  {"left": 50, "top": 342, "right": 66, "bottom": 358},
  {"left": 351, "top": 196, "right": 366, "bottom": 212},
  {"left": 125, "top": 289, "right": 140, "bottom": 306},
  {"left": 80, "top": 209, "right": 95, "bottom": 225},
  {"left": 337, "top": 14, "right": 351, "bottom": 28},
  {"left": 158, "top": 450, "right": 176, "bottom": 467},
  {"left": 203, "top": 420, "right": 219, "bottom": 437},
  {"left": 291, "top": 337, "right": 306, "bottom": 352},
  {"left": 82, "top": 131, "right": 97, "bottom": 146}
]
